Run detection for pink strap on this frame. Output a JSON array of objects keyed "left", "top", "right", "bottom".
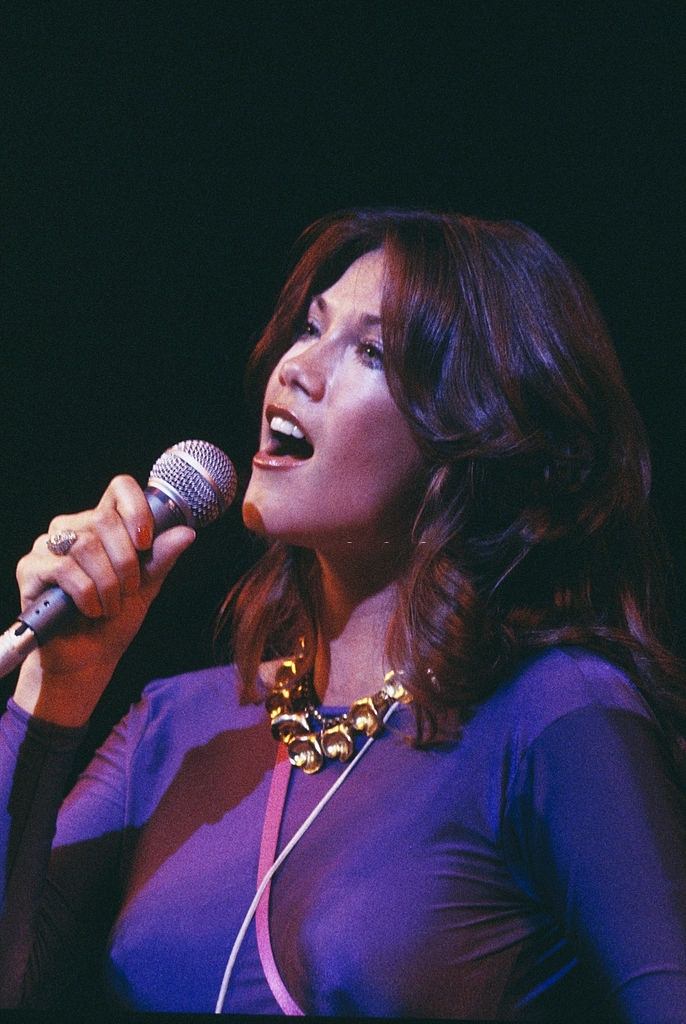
[{"left": 256, "top": 744, "right": 304, "bottom": 1016}]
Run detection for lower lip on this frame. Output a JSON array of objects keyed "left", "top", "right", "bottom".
[{"left": 252, "top": 450, "right": 311, "bottom": 470}]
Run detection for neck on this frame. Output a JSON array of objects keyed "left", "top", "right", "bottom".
[{"left": 312, "top": 551, "right": 401, "bottom": 706}]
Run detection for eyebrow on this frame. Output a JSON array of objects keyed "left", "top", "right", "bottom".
[{"left": 311, "top": 293, "right": 382, "bottom": 327}]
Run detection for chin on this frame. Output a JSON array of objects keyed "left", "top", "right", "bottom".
[
  {"left": 241, "top": 499, "right": 267, "bottom": 536},
  {"left": 242, "top": 497, "right": 311, "bottom": 547}
]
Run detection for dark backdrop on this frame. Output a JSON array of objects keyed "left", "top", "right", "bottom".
[{"left": 2, "top": 1, "right": 683, "bottom": 753}]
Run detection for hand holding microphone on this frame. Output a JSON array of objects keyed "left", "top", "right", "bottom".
[{"left": 3, "top": 441, "right": 236, "bottom": 727}]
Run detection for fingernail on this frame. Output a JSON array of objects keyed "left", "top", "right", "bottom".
[{"left": 136, "top": 524, "right": 153, "bottom": 550}]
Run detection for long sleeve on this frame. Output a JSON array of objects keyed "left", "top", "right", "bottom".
[
  {"left": 0, "top": 667, "right": 278, "bottom": 1015},
  {"left": 0, "top": 699, "right": 131, "bottom": 1009},
  {"left": 503, "top": 703, "right": 686, "bottom": 1023}
]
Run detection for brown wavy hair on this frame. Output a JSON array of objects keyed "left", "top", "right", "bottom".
[{"left": 217, "top": 209, "right": 686, "bottom": 756}]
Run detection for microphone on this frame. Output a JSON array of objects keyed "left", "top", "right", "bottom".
[{"left": 0, "top": 440, "right": 237, "bottom": 679}]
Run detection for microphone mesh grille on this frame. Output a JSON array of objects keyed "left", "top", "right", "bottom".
[{"left": 149, "top": 440, "right": 237, "bottom": 528}]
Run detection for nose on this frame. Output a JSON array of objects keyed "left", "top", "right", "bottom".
[{"left": 278, "top": 343, "right": 326, "bottom": 401}]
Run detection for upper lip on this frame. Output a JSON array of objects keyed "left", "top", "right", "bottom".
[{"left": 264, "top": 404, "right": 313, "bottom": 447}]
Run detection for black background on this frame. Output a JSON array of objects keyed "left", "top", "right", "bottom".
[{"left": 2, "top": 1, "right": 684, "bottom": 750}]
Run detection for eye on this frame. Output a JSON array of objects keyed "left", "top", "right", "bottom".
[
  {"left": 298, "top": 319, "right": 320, "bottom": 340},
  {"left": 356, "top": 341, "right": 384, "bottom": 369}
]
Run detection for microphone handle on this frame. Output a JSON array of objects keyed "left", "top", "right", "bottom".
[
  {"left": 0, "top": 588, "right": 73, "bottom": 678},
  {"left": 0, "top": 486, "right": 188, "bottom": 679}
]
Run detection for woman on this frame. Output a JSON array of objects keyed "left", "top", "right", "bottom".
[{"left": 1, "top": 210, "right": 685, "bottom": 1020}]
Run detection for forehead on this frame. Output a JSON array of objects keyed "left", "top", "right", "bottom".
[{"left": 315, "top": 249, "right": 386, "bottom": 315}]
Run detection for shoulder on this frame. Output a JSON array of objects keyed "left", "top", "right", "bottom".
[
  {"left": 97, "top": 664, "right": 274, "bottom": 822},
  {"left": 141, "top": 663, "right": 247, "bottom": 716},
  {"left": 476, "top": 646, "right": 654, "bottom": 752},
  {"left": 120, "top": 662, "right": 268, "bottom": 755},
  {"left": 498, "top": 654, "right": 686, "bottom": 939}
]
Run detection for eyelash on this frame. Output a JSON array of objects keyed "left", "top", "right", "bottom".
[
  {"left": 356, "top": 341, "right": 384, "bottom": 368},
  {"left": 297, "top": 320, "right": 384, "bottom": 369}
]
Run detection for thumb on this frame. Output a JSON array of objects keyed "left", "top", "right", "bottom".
[{"left": 142, "top": 526, "right": 197, "bottom": 588}]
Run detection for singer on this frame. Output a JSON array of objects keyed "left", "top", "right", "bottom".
[{"left": 1, "top": 210, "right": 685, "bottom": 1020}]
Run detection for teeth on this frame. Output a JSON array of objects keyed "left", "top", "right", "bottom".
[{"left": 270, "top": 415, "right": 305, "bottom": 440}]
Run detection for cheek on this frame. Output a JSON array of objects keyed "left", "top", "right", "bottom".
[{"left": 337, "top": 403, "right": 424, "bottom": 499}]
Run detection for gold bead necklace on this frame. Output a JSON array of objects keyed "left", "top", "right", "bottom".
[{"left": 265, "top": 650, "right": 410, "bottom": 774}]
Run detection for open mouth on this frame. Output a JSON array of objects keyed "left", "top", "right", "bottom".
[{"left": 267, "top": 413, "right": 315, "bottom": 461}]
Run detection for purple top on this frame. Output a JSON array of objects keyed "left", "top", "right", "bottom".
[{"left": 1, "top": 646, "right": 685, "bottom": 1019}]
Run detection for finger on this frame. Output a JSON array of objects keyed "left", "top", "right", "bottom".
[
  {"left": 17, "top": 546, "right": 106, "bottom": 619},
  {"left": 45, "top": 525, "right": 125, "bottom": 618},
  {"left": 44, "top": 503, "right": 139, "bottom": 616},
  {"left": 81, "top": 504, "right": 143, "bottom": 600},
  {"left": 100, "top": 475, "right": 156, "bottom": 553},
  {"left": 45, "top": 475, "right": 153, "bottom": 601},
  {"left": 140, "top": 526, "right": 196, "bottom": 595},
  {"left": 68, "top": 512, "right": 150, "bottom": 614}
]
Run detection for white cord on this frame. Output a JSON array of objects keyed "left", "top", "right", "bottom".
[{"left": 214, "top": 700, "right": 400, "bottom": 1014}]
